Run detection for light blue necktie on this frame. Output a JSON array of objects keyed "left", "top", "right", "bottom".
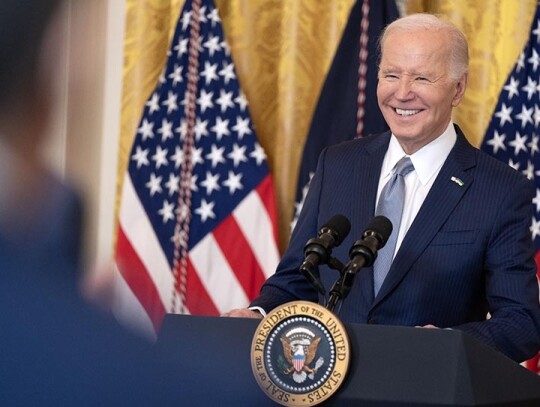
[{"left": 373, "top": 156, "right": 414, "bottom": 296}]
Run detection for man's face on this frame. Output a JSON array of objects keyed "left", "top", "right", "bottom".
[{"left": 377, "top": 29, "right": 467, "bottom": 154}]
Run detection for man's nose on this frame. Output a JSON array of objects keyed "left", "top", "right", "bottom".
[{"left": 395, "top": 78, "right": 414, "bottom": 100}]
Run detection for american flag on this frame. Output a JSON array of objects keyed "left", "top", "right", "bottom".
[
  {"left": 114, "top": 0, "right": 279, "bottom": 337},
  {"left": 480, "top": 2, "right": 540, "bottom": 373}
]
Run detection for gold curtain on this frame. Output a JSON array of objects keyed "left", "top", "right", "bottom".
[
  {"left": 406, "top": 0, "right": 537, "bottom": 147},
  {"left": 117, "top": 0, "right": 355, "bottom": 251},
  {"left": 117, "top": 0, "right": 536, "bottom": 251}
]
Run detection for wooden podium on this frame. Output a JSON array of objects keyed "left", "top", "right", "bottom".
[{"left": 157, "top": 314, "right": 540, "bottom": 406}]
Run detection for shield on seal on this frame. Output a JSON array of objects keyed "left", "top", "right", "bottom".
[{"left": 292, "top": 350, "right": 305, "bottom": 372}]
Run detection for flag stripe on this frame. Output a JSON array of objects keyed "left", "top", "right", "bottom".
[
  {"left": 189, "top": 232, "right": 249, "bottom": 313},
  {"left": 213, "top": 215, "right": 266, "bottom": 299},
  {"left": 183, "top": 257, "right": 220, "bottom": 315},
  {"left": 525, "top": 228, "right": 540, "bottom": 372},
  {"left": 113, "top": 266, "right": 157, "bottom": 340},
  {"left": 118, "top": 177, "right": 174, "bottom": 308},
  {"left": 257, "top": 175, "right": 279, "bottom": 250},
  {"left": 116, "top": 226, "right": 167, "bottom": 331},
  {"left": 235, "top": 178, "right": 280, "bottom": 278},
  {"left": 255, "top": 175, "right": 279, "bottom": 244}
]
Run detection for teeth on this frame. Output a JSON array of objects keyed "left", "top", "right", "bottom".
[{"left": 396, "top": 108, "right": 420, "bottom": 116}]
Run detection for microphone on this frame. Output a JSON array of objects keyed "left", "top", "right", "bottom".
[
  {"left": 299, "top": 214, "right": 351, "bottom": 295},
  {"left": 343, "top": 215, "right": 393, "bottom": 275},
  {"left": 325, "top": 216, "right": 392, "bottom": 311}
]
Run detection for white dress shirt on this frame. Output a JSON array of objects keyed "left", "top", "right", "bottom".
[{"left": 376, "top": 121, "right": 457, "bottom": 259}]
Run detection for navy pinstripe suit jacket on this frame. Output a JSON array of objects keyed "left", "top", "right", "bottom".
[{"left": 252, "top": 125, "right": 540, "bottom": 362}]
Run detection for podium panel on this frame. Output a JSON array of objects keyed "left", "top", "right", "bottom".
[{"left": 157, "top": 314, "right": 540, "bottom": 406}]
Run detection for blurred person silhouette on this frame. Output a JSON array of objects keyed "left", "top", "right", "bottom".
[
  {"left": 0, "top": 0, "right": 83, "bottom": 283},
  {"left": 0, "top": 1, "right": 194, "bottom": 405}
]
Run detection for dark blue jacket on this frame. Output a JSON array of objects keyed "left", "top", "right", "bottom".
[{"left": 252, "top": 126, "right": 540, "bottom": 363}]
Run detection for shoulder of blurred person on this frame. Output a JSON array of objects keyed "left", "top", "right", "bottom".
[
  {"left": 0, "top": 138, "right": 85, "bottom": 288},
  {"left": 0, "top": 1, "right": 189, "bottom": 405},
  {"left": 0, "top": 243, "right": 188, "bottom": 406}
]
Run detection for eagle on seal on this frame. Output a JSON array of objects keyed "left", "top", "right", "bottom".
[{"left": 280, "top": 335, "right": 321, "bottom": 375}]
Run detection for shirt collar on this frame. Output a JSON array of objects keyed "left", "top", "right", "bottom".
[{"left": 384, "top": 121, "right": 457, "bottom": 185}]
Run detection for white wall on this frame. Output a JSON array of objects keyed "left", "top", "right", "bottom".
[
  {"left": 96, "top": 0, "right": 126, "bottom": 264},
  {"left": 44, "top": 0, "right": 126, "bottom": 269}
]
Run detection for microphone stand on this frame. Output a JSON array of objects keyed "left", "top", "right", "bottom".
[
  {"left": 326, "top": 270, "right": 353, "bottom": 313},
  {"left": 319, "top": 256, "right": 345, "bottom": 304},
  {"left": 325, "top": 233, "right": 380, "bottom": 313},
  {"left": 327, "top": 257, "right": 345, "bottom": 273},
  {"left": 300, "top": 254, "right": 345, "bottom": 304}
]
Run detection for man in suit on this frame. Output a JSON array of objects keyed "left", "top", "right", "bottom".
[{"left": 224, "top": 13, "right": 540, "bottom": 363}]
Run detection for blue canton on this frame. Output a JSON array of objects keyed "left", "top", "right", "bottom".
[
  {"left": 481, "top": 6, "right": 540, "bottom": 248},
  {"left": 127, "top": 0, "right": 270, "bottom": 265}
]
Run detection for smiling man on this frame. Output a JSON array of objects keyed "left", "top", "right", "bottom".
[
  {"left": 224, "top": 14, "right": 540, "bottom": 364},
  {"left": 376, "top": 16, "right": 467, "bottom": 155}
]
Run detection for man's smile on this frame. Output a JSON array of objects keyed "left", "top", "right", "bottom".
[{"left": 394, "top": 108, "right": 422, "bottom": 116}]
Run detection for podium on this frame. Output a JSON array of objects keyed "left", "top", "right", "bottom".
[{"left": 157, "top": 314, "right": 540, "bottom": 406}]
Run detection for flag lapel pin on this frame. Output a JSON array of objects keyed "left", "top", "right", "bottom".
[{"left": 450, "top": 176, "right": 464, "bottom": 187}]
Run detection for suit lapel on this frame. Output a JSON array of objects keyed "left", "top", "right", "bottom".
[
  {"left": 350, "top": 132, "right": 390, "bottom": 306},
  {"left": 352, "top": 132, "right": 391, "bottom": 222},
  {"left": 371, "top": 127, "right": 477, "bottom": 307}
]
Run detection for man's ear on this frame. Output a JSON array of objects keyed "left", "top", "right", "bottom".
[{"left": 451, "top": 72, "right": 468, "bottom": 107}]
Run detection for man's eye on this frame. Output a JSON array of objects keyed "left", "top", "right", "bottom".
[{"left": 416, "top": 76, "right": 429, "bottom": 82}]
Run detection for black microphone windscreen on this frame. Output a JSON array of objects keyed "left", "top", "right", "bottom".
[
  {"left": 365, "top": 215, "right": 393, "bottom": 245},
  {"left": 321, "top": 214, "right": 351, "bottom": 244}
]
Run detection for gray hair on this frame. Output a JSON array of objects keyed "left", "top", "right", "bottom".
[{"left": 379, "top": 13, "right": 469, "bottom": 80}]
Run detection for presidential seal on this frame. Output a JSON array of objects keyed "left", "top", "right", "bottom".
[{"left": 251, "top": 301, "right": 350, "bottom": 406}]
